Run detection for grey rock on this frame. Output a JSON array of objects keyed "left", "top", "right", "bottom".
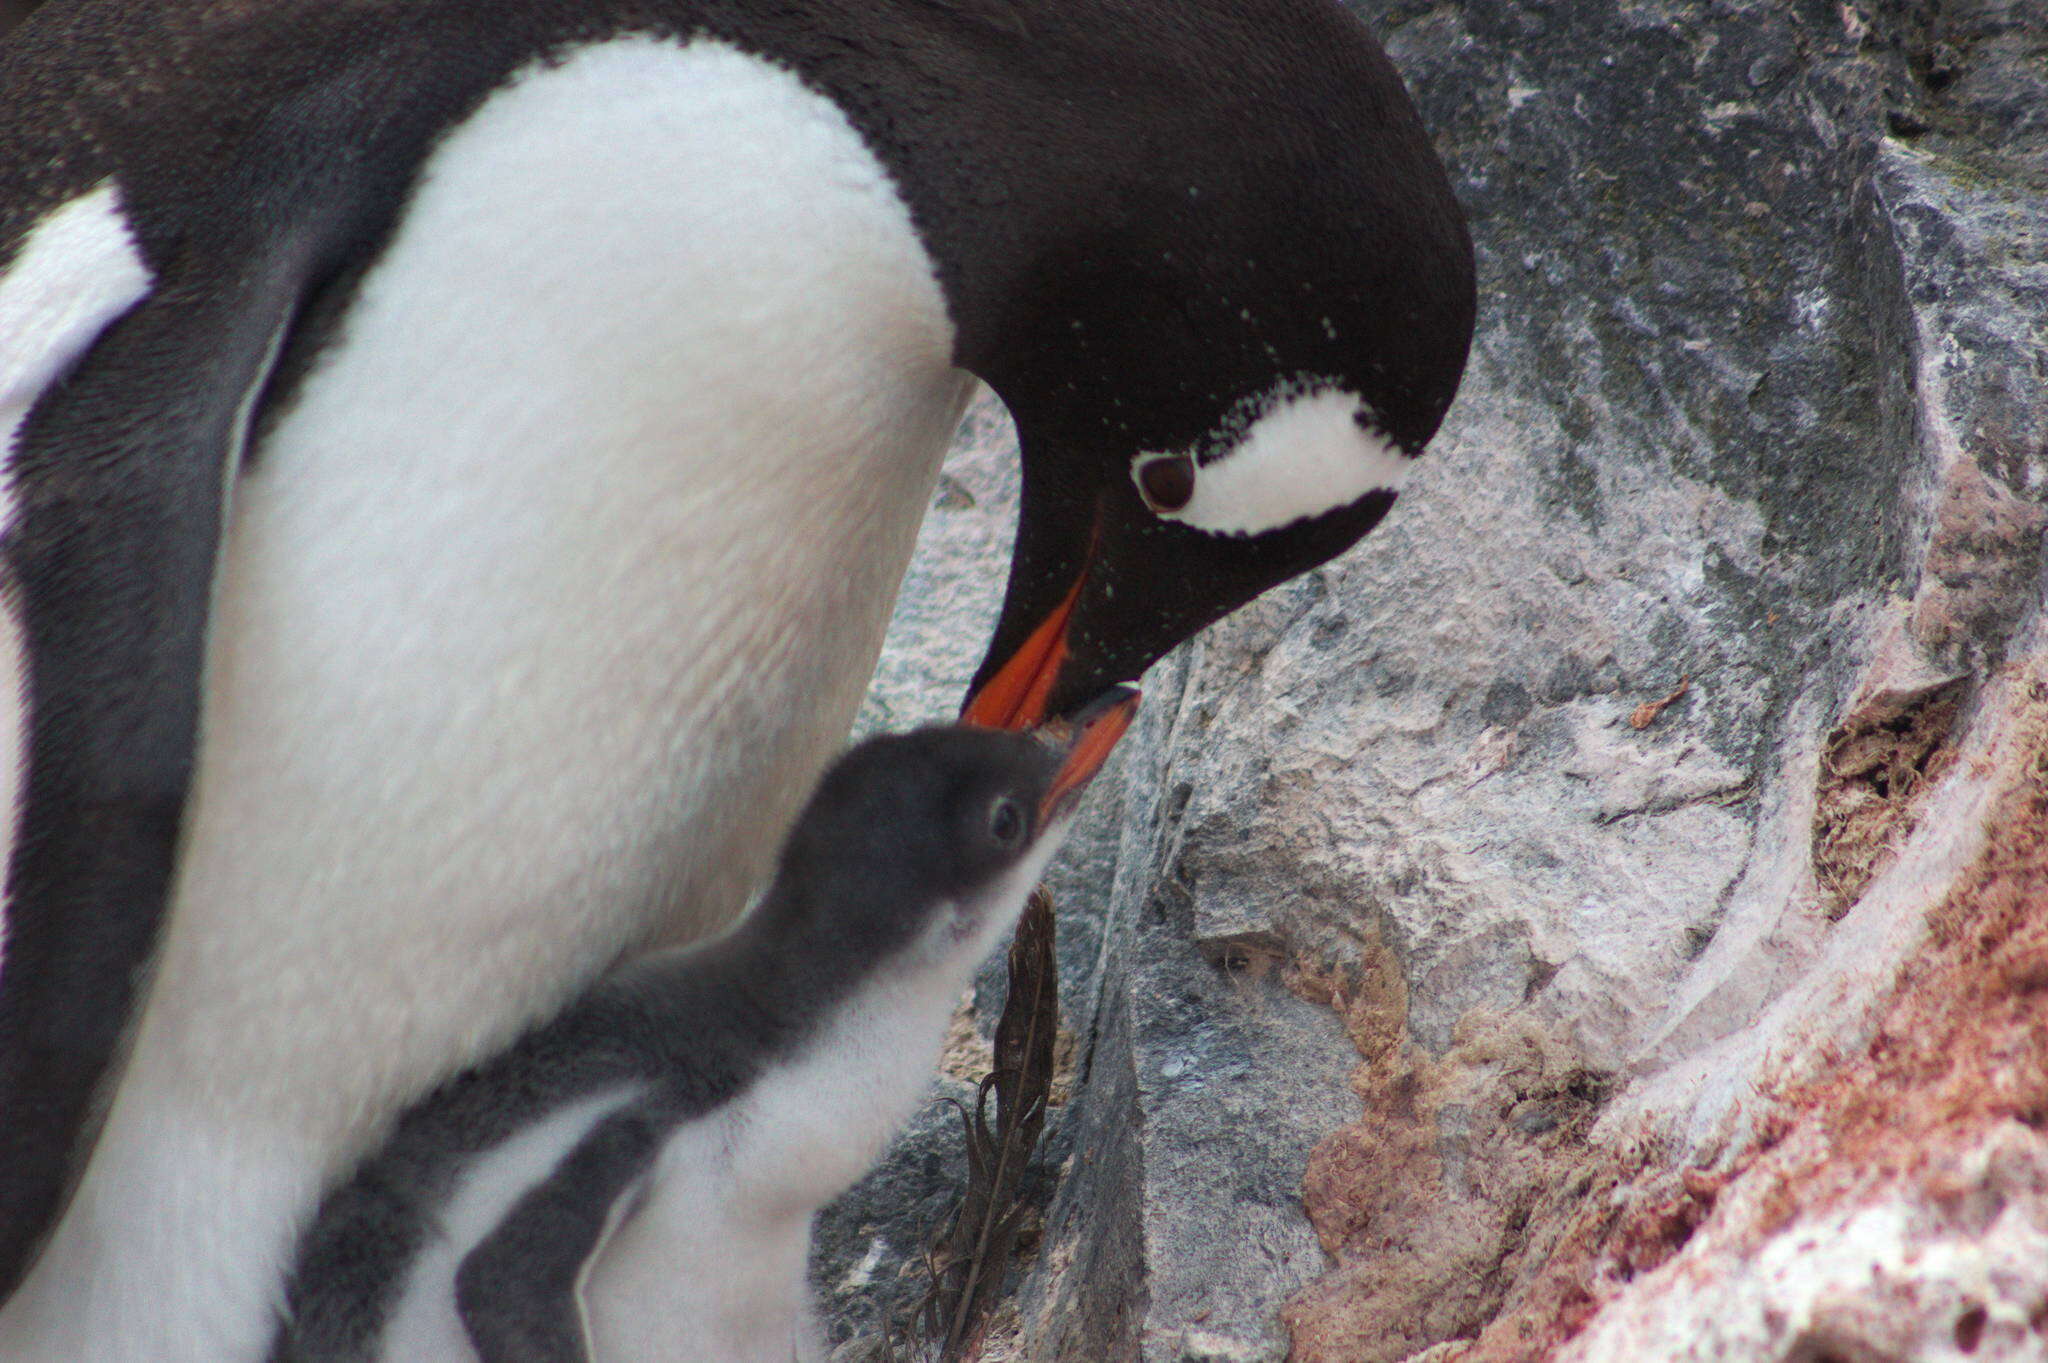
[{"left": 1029, "top": 662, "right": 1364, "bottom": 1363}]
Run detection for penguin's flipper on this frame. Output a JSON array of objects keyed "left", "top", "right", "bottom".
[
  {"left": 455, "top": 1109, "right": 664, "bottom": 1363},
  {"left": 270, "top": 1160, "right": 438, "bottom": 1363},
  {"left": 0, "top": 53, "right": 466, "bottom": 1290},
  {"left": 0, "top": 253, "right": 317, "bottom": 1294}
]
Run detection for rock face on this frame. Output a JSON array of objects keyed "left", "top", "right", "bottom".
[{"left": 823, "top": 1, "right": 2047, "bottom": 1360}]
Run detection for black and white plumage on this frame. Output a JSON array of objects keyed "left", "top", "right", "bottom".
[
  {"left": 269, "top": 703, "right": 1134, "bottom": 1363},
  {"left": 0, "top": 2, "right": 1473, "bottom": 1356}
]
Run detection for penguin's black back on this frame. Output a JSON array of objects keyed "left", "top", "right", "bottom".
[{"left": 1, "top": 0, "right": 1469, "bottom": 441}]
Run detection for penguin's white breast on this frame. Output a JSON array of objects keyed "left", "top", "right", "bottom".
[
  {"left": 0, "top": 35, "right": 969, "bottom": 1363},
  {"left": 161, "top": 28, "right": 966, "bottom": 1139}
]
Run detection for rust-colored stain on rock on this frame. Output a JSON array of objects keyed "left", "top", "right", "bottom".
[
  {"left": 1760, "top": 678, "right": 2048, "bottom": 1225},
  {"left": 1280, "top": 934, "right": 1621, "bottom": 1363}
]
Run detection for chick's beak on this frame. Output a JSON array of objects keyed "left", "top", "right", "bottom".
[{"left": 1038, "top": 685, "right": 1140, "bottom": 824}]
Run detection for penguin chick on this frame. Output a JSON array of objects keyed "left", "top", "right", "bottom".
[{"left": 270, "top": 694, "right": 1136, "bottom": 1363}]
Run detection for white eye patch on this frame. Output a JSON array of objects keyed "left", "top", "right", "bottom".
[{"left": 1131, "top": 386, "right": 1412, "bottom": 537}]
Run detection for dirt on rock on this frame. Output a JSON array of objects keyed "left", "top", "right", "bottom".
[
  {"left": 1281, "top": 933, "right": 1620, "bottom": 1363},
  {"left": 1286, "top": 674, "right": 2048, "bottom": 1362},
  {"left": 1812, "top": 677, "right": 1967, "bottom": 918}
]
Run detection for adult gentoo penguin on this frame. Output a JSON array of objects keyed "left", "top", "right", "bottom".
[
  {"left": 269, "top": 700, "right": 1135, "bottom": 1363},
  {"left": 0, "top": 0, "right": 1474, "bottom": 1357}
]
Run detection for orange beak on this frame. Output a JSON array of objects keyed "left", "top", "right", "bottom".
[
  {"left": 961, "top": 568, "right": 1086, "bottom": 730},
  {"left": 1038, "top": 686, "right": 1140, "bottom": 823}
]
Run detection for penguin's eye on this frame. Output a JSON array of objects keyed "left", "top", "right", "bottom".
[
  {"left": 987, "top": 797, "right": 1025, "bottom": 848},
  {"left": 1132, "top": 453, "right": 1198, "bottom": 514}
]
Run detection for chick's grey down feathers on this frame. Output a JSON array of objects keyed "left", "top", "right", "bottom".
[{"left": 271, "top": 726, "right": 1073, "bottom": 1362}]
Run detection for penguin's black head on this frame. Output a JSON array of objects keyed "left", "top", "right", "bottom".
[
  {"left": 947, "top": 0, "right": 1476, "bottom": 728},
  {"left": 767, "top": 692, "right": 1136, "bottom": 966}
]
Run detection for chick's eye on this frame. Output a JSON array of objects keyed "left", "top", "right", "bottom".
[
  {"left": 987, "top": 797, "right": 1025, "bottom": 847},
  {"left": 1133, "top": 453, "right": 1197, "bottom": 514}
]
